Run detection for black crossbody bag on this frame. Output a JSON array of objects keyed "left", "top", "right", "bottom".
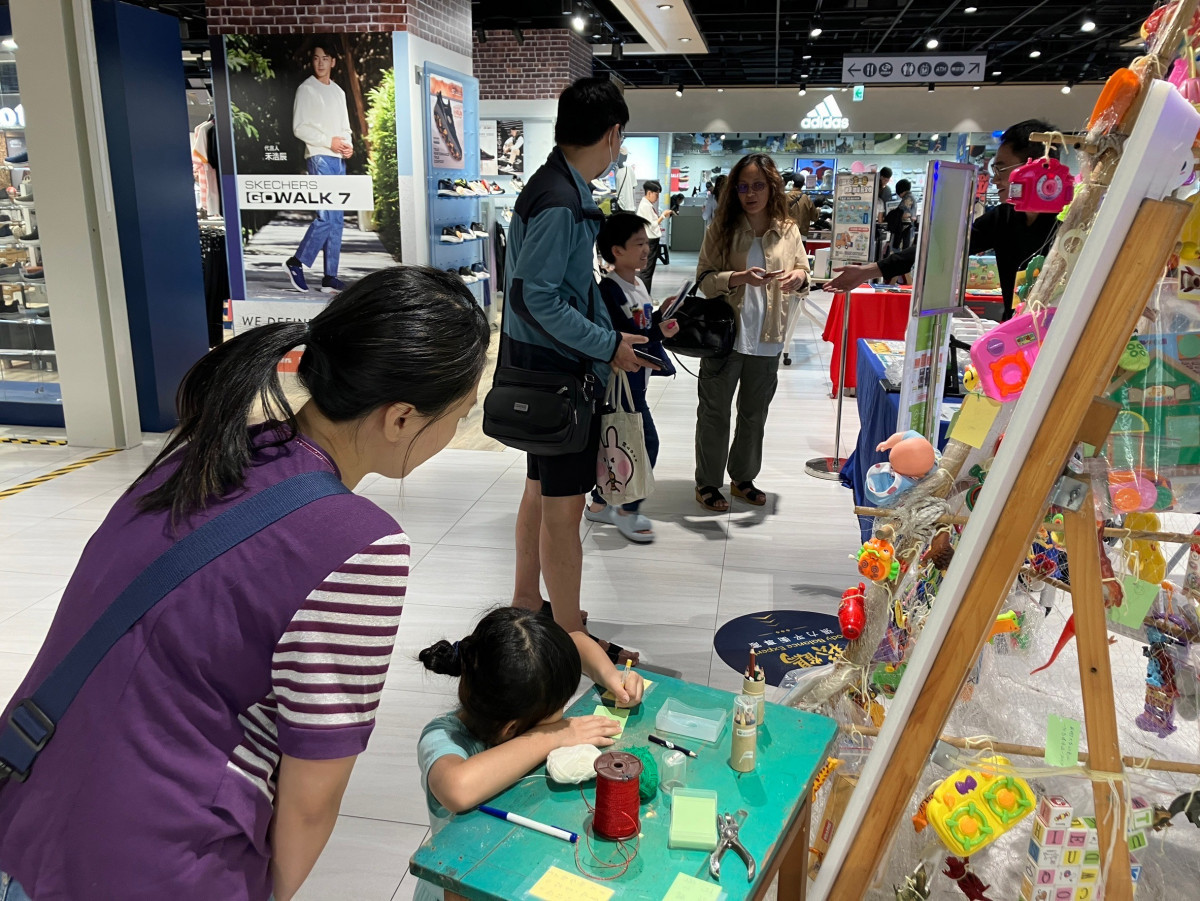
[
  {"left": 483, "top": 286, "right": 600, "bottom": 456},
  {"left": 662, "top": 269, "right": 737, "bottom": 359}
]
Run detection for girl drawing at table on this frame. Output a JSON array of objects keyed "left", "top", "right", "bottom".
[{"left": 415, "top": 607, "right": 642, "bottom": 901}]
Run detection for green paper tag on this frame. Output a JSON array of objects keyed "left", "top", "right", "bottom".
[
  {"left": 1045, "top": 714, "right": 1081, "bottom": 767},
  {"left": 662, "top": 873, "right": 723, "bottom": 901},
  {"left": 1108, "top": 577, "right": 1159, "bottom": 629}
]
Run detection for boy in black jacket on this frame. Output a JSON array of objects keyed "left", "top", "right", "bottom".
[{"left": 585, "top": 213, "right": 678, "bottom": 543}]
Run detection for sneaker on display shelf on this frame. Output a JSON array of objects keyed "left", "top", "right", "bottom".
[
  {"left": 0, "top": 263, "right": 22, "bottom": 283},
  {"left": 22, "top": 265, "right": 44, "bottom": 281},
  {"left": 454, "top": 224, "right": 475, "bottom": 241},
  {"left": 469, "top": 222, "right": 489, "bottom": 238},
  {"left": 510, "top": 175, "right": 524, "bottom": 192},
  {"left": 457, "top": 266, "right": 478, "bottom": 284},
  {"left": 0, "top": 225, "right": 16, "bottom": 245},
  {"left": 4, "top": 151, "right": 27, "bottom": 166},
  {"left": 320, "top": 275, "right": 345, "bottom": 294},
  {"left": 470, "top": 262, "right": 491, "bottom": 280},
  {"left": 453, "top": 178, "right": 473, "bottom": 196},
  {"left": 14, "top": 191, "right": 33, "bottom": 206},
  {"left": 468, "top": 181, "right": 489, "bottom": 196},
  {"left": 282, "top": 257, "right": 308, "bottom": 292},
  {"left": 437, "top": 178, "right": 458, "bottom": 196},
  {"left": 440, "top": 225, "right": 463, "bottom": 244},
  {"left": 17, "top": 227, "right": 38, "bottom": 246}
]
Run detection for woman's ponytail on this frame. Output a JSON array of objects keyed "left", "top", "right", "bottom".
[{"left": 134, "top": 320, "right": 308, "bottom": 521}]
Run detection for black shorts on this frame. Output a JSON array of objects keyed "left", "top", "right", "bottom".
[{"left": 526, "top": 413, "right": 602, "bottom": 498}]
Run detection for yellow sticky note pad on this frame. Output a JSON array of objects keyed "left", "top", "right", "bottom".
[
  {"left": 950, "top": 393, "right": 1002, "bottom": 449},
  {"left": 662, "top": 872, "right": 723, "bottom": 901},
  {"left": 592, "top": 705, "right": 628, "bottom": 736},
  {"left": 601, "top": 677, "right": 654, "bottom": 703},
  {"left": 529, "top": 866, "right": 614, "bottom": 901}
]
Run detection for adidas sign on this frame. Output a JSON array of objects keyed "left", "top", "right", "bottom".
[{"left": 800, "top": 96, "right": 849, "bottom": 131}]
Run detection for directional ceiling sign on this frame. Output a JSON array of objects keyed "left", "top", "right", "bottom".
[{"left": 842, "top": 54, "right": 987, "bottom": 84}]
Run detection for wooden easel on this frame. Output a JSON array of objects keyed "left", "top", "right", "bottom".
[{"left": 817, "top": 196, "right": 1192, "bottom": 900}]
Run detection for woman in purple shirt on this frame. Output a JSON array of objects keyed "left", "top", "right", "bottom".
[{"left": 0, "top": 267, "right": 490, "bottom": 901}]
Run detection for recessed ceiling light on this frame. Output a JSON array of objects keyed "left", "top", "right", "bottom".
[
  {"left": 720, "top": 133, "right": 726, "bottom": 139},
  {"left": 679, "top": 37, "right": 691, "bottom": 42},
  {"left": 894, "top": 133, "right": 902, "bottom": 140},
  {"left": 802, "top": 54, "right": 812, "bottom": 60},
  {"left": 1061, "top": 84, "right": 1072, "bottom": 94},
  {"left": 1029, "top": 49, "right": 1041, "bottom": 58},
  {"left": 1081, "top": 18, "right": 1096, "bottom": 32},
  {"left": 972, "top": 85, "right": 981, "bottom": 90},
  {"left": 931, "top": 134, "right": 939, "bottom": 140},
  {"left": 925, "top": 37, "right": 940, "bottom": 49},
  {"left": 992, "top": 70, "right": 1001, "bottom": 76},
  {"left": 801, "top": 73, "right": 809, "bottom": 79},
  {"left": 656, "top": 3, "right": 673, "bottom": 8},
  {"left": 841, "top": 87, "right": 848, "bottom": 92},
  {"left": 571, "top": 15, "right": 585, "bottom": 31},
  {"left": 810, "top": 26, "right": 823, "bottom": 37},
  {"left": 716, "top": 88, "right": 724, "bottom": 93},
  {"left": 964, "top": 5, "right": 977, "bottom": 11},
  {"left": 792, "top": 133, "right": 798, "bottom": 139}
]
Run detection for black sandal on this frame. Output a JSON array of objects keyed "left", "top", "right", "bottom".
[
  {"left": 731, "top": 481, "right": 767, "bottom": 506},
  {"left": 695, "top": 485, "right": 730, "bottom": 512}
]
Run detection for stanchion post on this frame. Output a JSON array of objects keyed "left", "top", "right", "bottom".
[{"left": 806, "top": 290, "right": 852, "bottom": 480}]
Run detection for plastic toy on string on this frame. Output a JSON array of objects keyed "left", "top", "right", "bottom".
[
  {"left": 924, "top": 755, "right": 1035, "bottom": 858},
  {"left": 970, "top": 308, "right": 1057, "bottom": 403},
  {"left": 1008, "top": 156, "right": 1074, "bottom": 215}
]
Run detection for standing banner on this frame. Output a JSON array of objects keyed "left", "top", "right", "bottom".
[
  {"left": 897, "top": 160, "right": 978, "bottom": 437},
  {"left": 830, "top": 172, "right": 878, "bottom": 267},
  {"left": 220, "top": 33, "right": 398, "bottom": 329}
]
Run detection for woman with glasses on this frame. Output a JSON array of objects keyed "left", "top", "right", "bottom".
[
  {"left": 693, "top": 153, "right": 810, "bottom": 512},
  {"left": 826, "top": 119, "right": 1060, "bottom": 321}
]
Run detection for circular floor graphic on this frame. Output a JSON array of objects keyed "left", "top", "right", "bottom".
[{"left": 714, "top": 611, "right": 847, "bottom": 686}]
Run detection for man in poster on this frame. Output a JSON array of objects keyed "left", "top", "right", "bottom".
[{"left": 284, "top": 42, "right": 353, "bottom": 293}]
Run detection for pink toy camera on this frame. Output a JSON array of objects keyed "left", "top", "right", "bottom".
[
  {"left": 969, "top": 308, "right": 1057, "bottom": 402},
  {"left": 1008, "top": 158, "right": 1074, "bottom": 215}
]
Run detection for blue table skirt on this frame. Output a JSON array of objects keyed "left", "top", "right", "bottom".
[{"left": 840, "top": 338, "right": 960, "bottom": 541}]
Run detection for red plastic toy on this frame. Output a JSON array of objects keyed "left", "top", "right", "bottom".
[
  {"left": 839, "top": 582, "right": 867, "bottom": 640},
  {"left": 1007, "top": 157, "right": 1074, "bottom": 214}
]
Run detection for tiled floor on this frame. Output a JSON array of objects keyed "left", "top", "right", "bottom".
[{"left": 0, "top": 253, "right": 862, "bottom": 900}]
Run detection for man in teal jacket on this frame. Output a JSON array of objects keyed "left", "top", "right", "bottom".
[{"left": 506, "top": 77, "right": 649, "bottom": 703}]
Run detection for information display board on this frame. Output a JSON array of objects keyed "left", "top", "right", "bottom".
[{"left": 830, "top": 171, "right": 879, "bottom": 267}]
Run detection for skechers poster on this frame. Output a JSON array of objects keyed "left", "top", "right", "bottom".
[
  {"left": 430, "top": 75, "right": 465, "bottom": 170},
  {"left": 221, "top": 33, "right": 399, "bottom": 317}
]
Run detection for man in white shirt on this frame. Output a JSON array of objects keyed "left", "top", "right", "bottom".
[
  {"left": 284, "top": 42, "right": 353, "bottom": 294},
  {"left": 635, "top": 179, "right": 672, "bottom": 291}
]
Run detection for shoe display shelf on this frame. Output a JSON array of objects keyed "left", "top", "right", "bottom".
[
  {"left": 0, "top": 40, "right": 60, "bottom": 419},
  {"left": 422, "top": 63, "right": 492, "bottom": 307}
]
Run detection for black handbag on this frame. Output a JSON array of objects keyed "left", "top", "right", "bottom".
[
  {"left": 483, "top": 288, "right": 599, "bottom": 456},
  {"left": 662, "top": 271, "right": 736, "bottom": 359}
]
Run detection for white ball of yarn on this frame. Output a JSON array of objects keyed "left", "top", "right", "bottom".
[{"left": 546, "top": 744, "right": 603, "bottom": 784}]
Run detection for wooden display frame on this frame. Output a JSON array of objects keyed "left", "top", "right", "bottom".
[{"left": 812, "top": 76, "right": 1200, "bottom": 901}]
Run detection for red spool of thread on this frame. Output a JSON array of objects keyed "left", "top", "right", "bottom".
[{"left": 592, "top": 751, "right": 643, "bottom": 840}]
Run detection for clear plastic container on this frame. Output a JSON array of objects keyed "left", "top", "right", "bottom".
[{"left": 655, "top": 697, "right": 728, "bottom": 743}]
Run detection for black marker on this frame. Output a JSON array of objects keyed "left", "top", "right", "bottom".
[{"left": 648, "top": 734, "right": 698, "bottom": 758}]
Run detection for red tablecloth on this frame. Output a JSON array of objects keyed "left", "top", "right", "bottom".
[
  {"left": 821, "top": 288, "right": 1003, "bottom": 387},
  {"left": 821, "top": 288, "right": 910, "bottom": 388}
]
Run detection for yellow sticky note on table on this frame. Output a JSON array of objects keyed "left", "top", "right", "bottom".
[
  {"left": 950, "top": 393, "right": 1002, "bottom": 449},
  {"left": 1108, "top": 576, "right": 1159, "bottom": 629},
  {"left": 662, "top": 872, "right": 723, "bottom": 901},
  {"left": 592, "top": 705, "right": 628, "bottom": 736},
  {"left": 1045, "top": 714, "right": 1081, "bottom": 767},
  {"left": 529, "top": 866, "right": 614, "bottom": 901},
  {"left": 601, "top": 677, "right": 654, "bottom": 703}
]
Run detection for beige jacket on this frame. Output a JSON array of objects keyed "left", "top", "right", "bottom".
[
  {"left": 786, "top": 188, "right": 819, "bottom": 236},
  {"left": 697, "top": 216, "right": 809, "bottom": 344}
]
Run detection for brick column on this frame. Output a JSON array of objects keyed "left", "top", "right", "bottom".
[
  {"left": 207, "top": 1, "right": 471, "bottom": 56},
  {"left": 473, "top": 29, "right": 594, "bottom": 100}
]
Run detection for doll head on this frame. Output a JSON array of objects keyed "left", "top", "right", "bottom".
[{"left": 877, "top": 430, "right": 938, "bottom": 479}]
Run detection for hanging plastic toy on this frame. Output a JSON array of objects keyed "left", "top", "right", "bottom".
[
  {"left": 970, "top": 308, "right": 1057, "bottom": 402},
  {"left": 1015, "top": 255, "right": 1045, "bottom": 305},
  {"left": 1008, "top": 157, "right": 1074, "bottom": 215}
]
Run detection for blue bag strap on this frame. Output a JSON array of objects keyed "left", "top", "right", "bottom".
[{"left": 0, "top": 469, "right": 349, "bottom": 784}]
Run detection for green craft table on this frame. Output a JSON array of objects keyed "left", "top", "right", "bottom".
[{"left": 409, "top": 672, "right": 838, "bottom": 901}]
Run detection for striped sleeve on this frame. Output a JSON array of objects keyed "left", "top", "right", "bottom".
[{"left": 273, "top": 531, "right": 409, "bottom": 760}]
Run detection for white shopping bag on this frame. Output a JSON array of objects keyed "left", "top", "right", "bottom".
[{"left": 595, "top": 370, "right": 654, "bottom": 506}]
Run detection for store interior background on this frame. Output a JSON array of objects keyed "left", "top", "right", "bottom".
[{"left": 4, "top": 1, "right": 1191, "bottom": 899}]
